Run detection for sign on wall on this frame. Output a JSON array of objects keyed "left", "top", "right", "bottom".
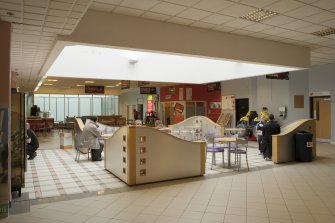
[
  {"left": 85, "top": 86, "right": 104, "bottom": 94},
  {"left": 222, "top": 95, "right": 235, "bottom": 110}
]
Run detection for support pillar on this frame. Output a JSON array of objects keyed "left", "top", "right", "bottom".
[{"left": 0, "top": 20, "right": 11, "bottom": 219}]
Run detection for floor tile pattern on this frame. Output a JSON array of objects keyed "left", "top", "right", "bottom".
[{"left": 4, "top": 142, "right": 335, "bottom": 223}]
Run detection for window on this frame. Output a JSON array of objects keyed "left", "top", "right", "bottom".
[{"left": 33, "top": 94, "right": 119, "bottom": 121}]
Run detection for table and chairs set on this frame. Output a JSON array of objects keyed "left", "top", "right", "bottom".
[{"left": 204, "top": 128, "right": 249, "bottom": 171}]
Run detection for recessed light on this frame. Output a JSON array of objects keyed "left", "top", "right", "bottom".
[
  {"left": 44, "top": 83, "right": 53, "bottom": 86},
  {"left": 241, "top": 9, "right": 278, "bottom": 22},
  {"left": 85, "top": 80, "right": 94, "bottom": 84},
  {"left": 47, "top": 79, "right": 58, "bottom": 82},
  {"left": 106, "top": 86, "right": 115, "bottom": 88},
  {"left": 312, "top": 27, "right": 335, "bottom": 37},
  {"left": 76, "top": 84, "right": 84, "bottom": 87}
]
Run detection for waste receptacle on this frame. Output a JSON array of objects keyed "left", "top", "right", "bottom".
[{"left": 295, "top": 131, "right": 313, "bottom": 162}]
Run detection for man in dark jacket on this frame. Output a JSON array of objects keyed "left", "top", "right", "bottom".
[
  {"left": 26, "top": 123, "right": 39, "bottom": 160},
  {"left": 262, "top": 114, "right": 280, "bottom": 161}
]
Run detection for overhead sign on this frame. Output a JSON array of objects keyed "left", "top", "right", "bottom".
[
  {"left": 140, "top": 87, "right": 156, "bottom": 94},
  {"left": 85, "top": 85, "right": 104, "bottom": 94}
]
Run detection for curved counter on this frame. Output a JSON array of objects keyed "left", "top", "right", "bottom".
[
  {"left": 272, "top": 119, "right": 316, "bottom": 164},
  {"left": 104, "top": 126, "right": 206, "bottom": 185}
]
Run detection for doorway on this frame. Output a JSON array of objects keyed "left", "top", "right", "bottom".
[
  {"left": 310, "top": 96, "right": 331, "bottom": 141},
  {"left": 236, "top": 98, "right": 249, "bottom": 125}
]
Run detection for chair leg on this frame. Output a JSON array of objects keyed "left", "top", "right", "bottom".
[
  {"left": 211, "top": 152, "right": 215, "bottom": 170},
  {"left": 246, "top": 153, "right": 249, "bottom": 171}
]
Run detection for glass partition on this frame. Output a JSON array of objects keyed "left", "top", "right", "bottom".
[{"left": 33, "top": 94, "right": 119, "bottom": 122}]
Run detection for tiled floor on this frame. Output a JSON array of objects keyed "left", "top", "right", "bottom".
[
  {"left": 22, "top": 131, "right": 273, "bottom": 200},
  {"left": 5, "top": 132, "right": 335, "bottom": 222}
]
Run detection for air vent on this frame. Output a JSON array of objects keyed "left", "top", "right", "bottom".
[
  {"left": 312, "top": 27, "right": 335, "bottom": 37},
  {"left": 240, "top": 9, "right": 278, "bottom": 22}
]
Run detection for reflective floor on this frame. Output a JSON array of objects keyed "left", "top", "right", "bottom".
[{"left": 5, "top": 131, "right": 335, "bottom": 223}]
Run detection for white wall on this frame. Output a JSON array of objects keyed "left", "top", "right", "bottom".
[
  {"left": 119, "top": 90, "right": 147, "bottom": 120},
  {"left": 309, "top": 64, "right": 335, "bottom": 144},
  {"left": 221, "top": 77, "right": 257, "bottom": 125},
  {"left": 221, "top": 71, "right": 310, "bottom": 127}
]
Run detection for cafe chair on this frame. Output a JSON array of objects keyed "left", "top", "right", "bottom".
[
  {"left": 230, "top": 138, "right": 249, "bottom": 171},
  {"left": 75, "top": 147, "right": 91, "bottom": 161},
  {"left": 204, "top": 133, "right": 225, "bottom": 170}
]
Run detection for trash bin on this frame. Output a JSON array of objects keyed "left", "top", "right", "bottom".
[
  {"left": 60, "top": 132, "right": 73, "bottom": 149},
  {"left": 295, "top": 131, "right": 313, "bottom": 162}
]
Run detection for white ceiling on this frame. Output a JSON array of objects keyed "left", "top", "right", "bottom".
[{"left": 1, "top": 0, "right": 335, "bottom": 91}]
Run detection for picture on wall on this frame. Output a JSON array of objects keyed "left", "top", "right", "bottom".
[
  {"left": 210, "top": 102, "right": 222, "bottom": 109},
  {"left": 85, "top": 86, "right": 104, "bottom": 94}
]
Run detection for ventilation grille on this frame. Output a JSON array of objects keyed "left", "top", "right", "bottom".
[
  {"left": 312, "top": 27, "right": 335, "bottom": 37},
  {"left": 240, "top": 9, "right": 278, "bottom": 22}
]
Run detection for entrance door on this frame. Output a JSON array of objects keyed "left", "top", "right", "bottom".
[
  {"left": 312, "top": 97, "right": 331, "bottom": 140},
  {"left": 236, "top": 98, "right": 249, "bottom": 125}
]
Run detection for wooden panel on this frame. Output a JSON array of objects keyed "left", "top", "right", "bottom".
[
  {"left": 127, "top": 126, "right": 136, "bottom": 185},
  {"left": 318, "top": 100, "right": 331, "bottom": 139},
  {"left": 272, "top": 119, "right": 316, "bottom": 164},
  {"left": 294, "top": 95, "right": 304, "bottom": 108}
]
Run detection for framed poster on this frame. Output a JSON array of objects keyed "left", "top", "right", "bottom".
[
  {"left": 222, "top": 95, "right": 235, "bottom": 110},
  {"left": 207, "top": 82, "right": 221, "bottom": 92}
]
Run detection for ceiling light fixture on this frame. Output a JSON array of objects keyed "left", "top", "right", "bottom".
[
  {"left": 76, "top": 84, "right": 84, "bottom": 87},
  {"left": 312, "top": 27, "right": 335, "bottom": 37},
  {"left": 241, "top": 9, "right": 278, "bottom": 22},
  {"left": 84, "top": 81, "right": 94, "bottom": 84},
  {"left": 47, "top": 79, "right": 58, "bottom": 82},
  {"left": 44, "top": 83, "right": 53, "bottom": 86},
  {"left": 106, "top": 86, "right": 115, "bottom": 88}
]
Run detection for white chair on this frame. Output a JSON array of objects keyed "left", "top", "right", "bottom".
[{"left": 75, "top": 147, "right": 91, "bottom": 161}]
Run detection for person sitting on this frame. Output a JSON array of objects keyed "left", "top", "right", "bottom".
[
  {"left": 261, "top": 114, "right": 280, "bottom": 161},
  {"left": 26, "top": 123, "right": 39, "bottom": 160},
  {"left": 82, "top": 116, "right": 104, "bottom": 161}
]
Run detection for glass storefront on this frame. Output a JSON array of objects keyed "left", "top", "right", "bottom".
[{"left": 34, "top": 94, "right": 119, "bottom": 122}]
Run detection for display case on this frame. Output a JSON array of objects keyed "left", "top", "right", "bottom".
[{"left": 104, "top": 126, "right": 205, "bottom": 185}]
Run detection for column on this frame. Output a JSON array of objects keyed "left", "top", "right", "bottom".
[{"left": 0, "top": 20, "right": 11, "bottom": 219}]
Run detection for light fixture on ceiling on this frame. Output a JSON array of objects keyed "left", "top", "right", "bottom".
[
  {"left": 44, "top": 83, "right": 53, "bottom": 86},
  {"left": 76, "top": 84, "right": 84, "bottom": 87},
  {"left": 240, "top": 9, "right": 278, "bottom": 22},
  {"left": 312, "top": 27, "right": 335, "bottom": 37},
  {"left": 106, "top": 86, "right": 115, "bottom": 88},
  {"left": 84, "top": 80, "right": 94, "bottom": 84},
  {"left": 47, "top": 79, "right": 58, "bottom": 82}
]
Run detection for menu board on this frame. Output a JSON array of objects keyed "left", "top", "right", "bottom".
[{"left": 222, "top": 95, "right": 235, "bottom": 110}]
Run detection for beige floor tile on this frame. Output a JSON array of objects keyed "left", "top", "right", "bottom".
[
  {"left": 269, "top": 218, "right": 292, "bottom": 223},
  {"left": 206, "top": 205, "right": 226, "bottom": 214},
  {"left": 247, "top": 207, "right": 268, "bottom": 218},
  {"left": 224, "top": 214, "right": 246, "bottom": 223},
  {"left": 161, "top": 208, "right": 184, "bottom": 218},
  {"left": 85, "top": 216, "right": 110, "bottom": 223},
  {"left": 155, "top": 216, "right": 179, "bottom": 223},
  {"left": 312, "top": 213, "right": 335, "bottom": 223},
  {"left": 247, "top": 216, "right": 269, "bottom": 223},
  {"left": 141, "top": 206, "right": 165, "bottom": 216},
  {"left": 202, "top": 212, "right": 225, "bottom": 222},
  {"left": 131, "top": 213, "right": 158, "bottom": 223},
  {"left": 267, "top": 210, "right": 291, "bottom": 219},
  {"left": 225, "top": 207, "right": 246, "bottom": 216},
  {"left": 181, "top": 210, "right": 204, "bottom": 220},
  {"left": 289, "top": 212, "right": 315, "bottom": 222}
]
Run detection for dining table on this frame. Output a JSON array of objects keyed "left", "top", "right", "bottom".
[{"left": 215, "top": 136, "right": 240, "bottom": 168}]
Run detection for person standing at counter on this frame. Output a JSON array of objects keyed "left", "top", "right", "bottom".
[
  {"left": 26, "top": 123, "right": 39, "bottom": 160},
  {"left": 262, "top": 114, "right": 280, "bottom": 161},
  {"left": 82, "top": 116, "right": 104, "bottom": 161}
]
